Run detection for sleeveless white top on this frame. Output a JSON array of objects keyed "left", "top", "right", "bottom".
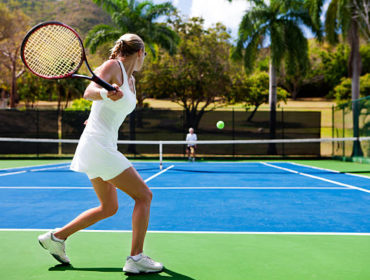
[
  {"left": 84, "top": 60, "right": 136, "bottom": 143},
  {"left": 70, "top": 60, "right": 136, "bottom": 180}
]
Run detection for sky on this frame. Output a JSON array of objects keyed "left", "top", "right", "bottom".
[
  {"left": 153, "top": 0, "right": 331, "bottom": 42},
  {"left": 153, "top": 0, "right": 250, "bottom": 40}
]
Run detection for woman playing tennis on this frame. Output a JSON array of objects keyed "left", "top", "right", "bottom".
[{"left": 38, "top": 34, "right": 163, "bottom": 274}]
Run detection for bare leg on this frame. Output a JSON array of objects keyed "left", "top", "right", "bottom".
[
  {"left": 108, "top": 167, "right": 152, "bottom": 256},
  {"left": 54, "top": 179, "right": 118, "bottom": 240}
]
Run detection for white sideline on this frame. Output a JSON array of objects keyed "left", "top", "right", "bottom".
[
  {"left": 0, "top": 162, "right": 69, "bottom": 171},
  {"left": 0, "top": 228, "right": 369, "bottom": 236},
  {"left": 288, "top": 162, "right": 370, "bottom": 180},
  {"left": 261, "top": 162, "right": 370, "bottom": 194},
  {"left": 0, "top": 171, "right": 26, "bottom": 177}
]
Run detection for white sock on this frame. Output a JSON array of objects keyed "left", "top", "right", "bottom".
[{"left": 131, "top": 253, "right": 143, "bottom": 261}]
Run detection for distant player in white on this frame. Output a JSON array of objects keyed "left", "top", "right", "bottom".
[
  {"left": 37, "top": 34, "right": 163, "bottom": 274},
  {"left": 186, "top": 127, "right": 197, "bottom": 161}
]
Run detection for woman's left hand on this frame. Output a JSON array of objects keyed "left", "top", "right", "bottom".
[{"left": 107, "top": 84, "right": 124, "bottom": 101}]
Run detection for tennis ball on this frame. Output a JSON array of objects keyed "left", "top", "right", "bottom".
[{"left": 216, "top": 121, "right": 224, "bottom": 130}]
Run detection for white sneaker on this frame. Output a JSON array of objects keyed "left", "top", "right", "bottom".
[
  {"left": 38, "top": 231, "right": 70, "bottom": 264},
  {"left": 123, "top": 254, "right": 163, "bottom": 274}
]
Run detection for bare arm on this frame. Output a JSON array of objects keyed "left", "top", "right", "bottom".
[{"left": 83, "top": 60, "right": 123, "bottom": 101}]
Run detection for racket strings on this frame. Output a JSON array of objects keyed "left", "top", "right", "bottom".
[{"left": 23, "top": 24, "right": 83, "bottom": 78}]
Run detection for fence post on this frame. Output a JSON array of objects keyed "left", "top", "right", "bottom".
[
  {"left": 352, "top": 99, "right": 363, "bottom": 157},
  {"left": 282, "top": 108, "right": 285, "bottom": 156},
  {"left": 342, "top": 107, "right": 345, "bottom": 158},
  {"left": 36, "top": 109, "right": 39, "bottom": 158},
  {"left": 232, "top": 108, "right": 235, "bottom": 157},
  {"left": 332, "top": 105, "right": 334, "bottom": 156}
]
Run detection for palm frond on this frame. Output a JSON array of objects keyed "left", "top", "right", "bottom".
[
  {"left": 283, "top": 9, "right": 323, "bottom": 40},
  {"left": 325, "top": 0, "right": 340, "bottom": 44},
  {"left": 243, "top": 29, "right": 264, "bottom": 73},
  {"left": 146, "top": 2, "right": 176, "bottom": 21},
  {"left": 338, "top": 0, "right": 351, "bottom": 39},
  {"left": 282, "top": 19, "right": 309, "bottom": 75},
  {"left": 84, "top": 24, "right": 122, "bottom": 53},
  {"left": 269, "top": 23, "right": 285, "bottom": 68},
  {"left": 152, "top": 24, "right": 179, "bottom": 55},
  {"left": 304, "top": 0, "right": 324, "bottom": 30}
]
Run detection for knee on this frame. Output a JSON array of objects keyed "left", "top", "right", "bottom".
[
  {"left": 137, "top": 189, "right": 152, "bottom": 205},
  {"left": 100, "top": 204, "right": 118, "bottom": 218}
]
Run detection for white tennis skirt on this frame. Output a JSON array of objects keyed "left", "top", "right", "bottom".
[{"left": 70, "top": 132, "right": 132, "bottom": 181}]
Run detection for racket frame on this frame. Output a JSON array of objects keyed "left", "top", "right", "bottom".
[{"left": 21, "top": 21, "right": 115, "bottom": 91}]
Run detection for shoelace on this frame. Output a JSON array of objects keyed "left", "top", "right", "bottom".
[{"left": 142, "top": 255, "right": 155, "bottom": 265}]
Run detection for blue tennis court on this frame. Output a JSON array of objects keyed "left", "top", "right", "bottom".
[{"left": 1, "top": 161, "right": 369, "bottom": 234}]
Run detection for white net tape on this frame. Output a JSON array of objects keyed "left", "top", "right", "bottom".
[{"left": 23, "top": 24, "right": 83, "bottom": 78}]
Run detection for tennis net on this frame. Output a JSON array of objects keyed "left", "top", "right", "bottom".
[{"left": 1, "top": 137, "right": 369, "bottom": 167}]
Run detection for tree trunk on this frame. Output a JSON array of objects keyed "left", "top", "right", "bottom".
[
  {"left": 349, "top": 18, "right": 363, "bottom": 157},
  {"left": 185, "top": 108, "right": 205, "bottom": 131},
  {"left": 10, "top": 58, "right": 17, "bottom": 108},
  {"left": 246, "top": 105, "right": 259, "bottom": 122},
  {"left": 268, "top": 60, "right": 277, "bottom": 155}
]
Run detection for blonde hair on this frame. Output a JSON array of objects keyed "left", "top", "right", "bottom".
[{"left": 110, "top": 34, "right": 144, "bottom": 59}]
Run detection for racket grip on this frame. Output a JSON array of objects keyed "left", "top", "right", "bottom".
[{"left": 93, "top": 76, "right": 116, "bottom": 91}]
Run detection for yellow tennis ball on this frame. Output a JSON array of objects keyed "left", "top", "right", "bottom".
[{"left": 216, "top": 121, "right": 224, "bottom": 129}]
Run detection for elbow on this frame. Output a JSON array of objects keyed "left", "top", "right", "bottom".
[{"left": 83, "top": 90, "right": 92, "bottom": 101}]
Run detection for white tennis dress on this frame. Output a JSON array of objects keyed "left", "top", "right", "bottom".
[{"left": 70, "top": 60, "right": 136, "bottom": 180}]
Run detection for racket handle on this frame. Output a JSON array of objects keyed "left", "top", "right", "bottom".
[{"left": 92, "top": 76, "right": 116, "bottom": 91}]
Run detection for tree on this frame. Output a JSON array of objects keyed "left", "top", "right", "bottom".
[
  {"left": 139, "top": 17, "right": 232, "bottom": 129},
  {"left": 85, "top": 0, "right": 179, "bottom": 56},
  {"left": 324, "top": 0, "right": 369, "bottom": 156},
  {"left": 0, "top": 5, "right": 29, "bottom": 108},
  {"left": 229, "top": 0, "right": 321, "bottom": 154},
  {"left": 231, "top": 71, "right": 288, "bottom": 122},
  {"left": 17, "top": 73, "right": 88, "bottom": 110},
  {"left": 334, "top": 73, "right": 370, "bottom": 103}
]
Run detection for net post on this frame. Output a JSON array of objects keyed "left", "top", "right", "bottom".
[{"left": 159, "top": 141, "right": 163, "bottom": 170}]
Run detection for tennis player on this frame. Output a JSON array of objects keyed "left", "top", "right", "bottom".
[
  {"left": 186, "top": 127, "right": 197, "bottom": 161},
  {"left": 38, "top": 34, "right": 163, "bottom": 274}
]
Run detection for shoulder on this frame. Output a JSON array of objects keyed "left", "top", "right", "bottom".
[{"left": 96, "top": 59, "right": 120, "bottom": 74}]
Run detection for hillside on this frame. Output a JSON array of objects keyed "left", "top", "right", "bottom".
[{"left": 1, "top": 0, "right": 112, "bottom": 37}]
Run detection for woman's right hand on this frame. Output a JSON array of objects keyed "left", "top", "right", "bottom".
[{"left": 107, "top": 84, "right": 124, "bottom": 101}]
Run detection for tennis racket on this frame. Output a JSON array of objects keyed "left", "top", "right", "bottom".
[{"left": 21, "top": 21, "right": 115, "bottom": 91}]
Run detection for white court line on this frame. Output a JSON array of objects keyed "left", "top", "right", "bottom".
[
  {"left": 0, "top": 171, "right": 26, "bottom": 177},
  {"left": 0, "top": 228, "right": 369, "bottom": 236},
  {"left": 0, "top": 186, "right": 350, "bottom": 190},
  {"left": 288, "top": 162, "right": 370, "bottom": 180},
  {"left": 144, "top": 165, "right": 174, "bottom": 183},
  {"left": 0, "top": 162, "right": 70, "bottom": 171},
  {"left": 0, "top": 164, "right": 69, "bottom": 176},
  {"left": 30, "top": 165, "right": 70, "bottom": 172},
  {"left": 261, "top": 162, "right": 370, "bottom": 194}
]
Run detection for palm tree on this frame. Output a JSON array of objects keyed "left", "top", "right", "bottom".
[
  {"left": 85, "top": 0, "right": 179, "bottom": 55},
  {"left": 324, "top": 0, "right": 368, "bottom": 156},
  {"left": 228, "top": 0, "right": 321, "bottom": 154}
]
